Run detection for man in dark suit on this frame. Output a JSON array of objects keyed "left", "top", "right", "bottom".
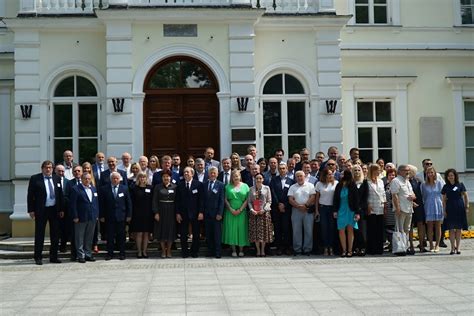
[
  {"left": 204, "top": 166, "right": 225, "bottom": 258},
  {"left": 63, "top": 165, "right": 83, "bottom": 259},
  {"left": 55, "top": 164, "right": 69, "bottom": 253},
  {"left": 176, "top": 167, "right": 205, "bottom": 258},
  {"left": 99, "top": 171, "right": 132, "bottom": 260},
  {"left": 69, "top": 172, "right": 99, "bottom": 263},
  {"left": 99, "top": 156, "right": 128, "bottom": 188},
  {"left": 217, "top": 157, "right": 232, "bottom": 186},
  {"left": 193, "top": 158, "right": 208, "bottom": 183},
  {"left": 270, "top": 162, "right": 295, "bottom": 255},
  {"left": 92, "top": 152, "right": 106, "bottom": 182},
  {"left": 204, "top": 147, "right": 220, "bottom": 171},
  {"left": 152, "top": 155, "right": 181, "bottom": 186},
  {"left": 59, "top": 150, "right": 78, "bottom": 180},
  {"left": 27, "top": 160, "right": 64, "bottom": 265}
]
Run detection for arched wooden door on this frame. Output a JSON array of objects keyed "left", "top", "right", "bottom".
[{"left": 143, "top": 57, "right": 220, "bottom": 160}]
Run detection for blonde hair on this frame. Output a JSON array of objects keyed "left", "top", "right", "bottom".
[
  {"left": 425, "top": 166, "right": 437, "bottom": 185},
  {"left": 367, "top": 163, "right": 380, "bottom": 180},
  {"left": 352, "top": 165, "right": 364, "bottom": 182}
]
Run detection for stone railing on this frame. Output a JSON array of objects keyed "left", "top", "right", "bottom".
[{"left": 19, "top": 0, "right": 334, "bottom": 14}]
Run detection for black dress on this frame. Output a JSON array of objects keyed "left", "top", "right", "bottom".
[
  {"left": 129, "top": 185, "right": 154, "bottom": 233},
  {"left": 442, "top": 183, "right": 468, "bottom": 230},
  {"left": 153, "top": 183, "right": 177, "bottom": 242}
]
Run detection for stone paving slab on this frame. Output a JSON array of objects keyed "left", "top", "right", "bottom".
[{"left": 1, "top": 242, "right": 474, "bottom": 315}]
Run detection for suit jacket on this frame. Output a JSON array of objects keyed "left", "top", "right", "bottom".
[
  {"left": 64, "top": 177, "right": 82, "bottom": 214},
  {"left": 152, "top": 169, "right": 181, "bottom": 186},
  {"left": 193, "top": 171, "right": 209, "bottom": 183},
  {"left": 356, "top": 180, "right": 369, "bottom": 217},
  {"left": 205, "top": 159, "right": 220, "bottom": 171},
  {"left": 99, "top": 184, "right": 132, "bottom": 222},
  {"left": 270, "top": 176, "right": 295, "bottom": 211},
  {"left": 99, "top": 169, "right": 128, "bottom": 188},
  {"left": 176, "top": 179, "right": 205, "bottom": 220},
  {"left": 263, "top": 170, "right": 279, "bottom": 186},
  {"left": 203, "top": 179, "right": 225, "bottom": 219},
  {"left": 217, "top": 170, "right": 232, "bottom": 185},
  {"left": 69, "top": 184, "right": 99, "bottom": 222},
  {"left": 333, "top": 182, "right": 360, "bottom": 215},
  {"left": 27, "top": 173, "right": 64, "bottom": 216},
  {"left": 92, "top": 163, "right": 107, "bottom": 182},
  {"left": 241, "top": 169, "right": 253, "bottom": 188}
]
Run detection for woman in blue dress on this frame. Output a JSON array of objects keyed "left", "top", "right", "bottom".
[
  {"left": 333, "top": 169, "right": 360, "bottom": 257},
  {"left": 442, "top": 169, "right": 469, "bottom": 255},
  {"left": 421, "top": 166, "right": 444, "bottom": 253}
]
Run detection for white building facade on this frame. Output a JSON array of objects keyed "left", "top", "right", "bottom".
[{"left": 0, "top": 0, "right": 473, "bottom": 236}]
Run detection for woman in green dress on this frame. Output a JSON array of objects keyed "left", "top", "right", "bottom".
[{"left": 222, "top": 169, "right": 250, "bottom": 257}]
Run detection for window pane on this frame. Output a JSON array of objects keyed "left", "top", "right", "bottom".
[
  {"left": 467, "top": 148, "right": 474, "bottom": 169},
  {"left": 355, "top": 6, "right": 369, "bottom": 23},
  {"left": 357, "top": 101, "right": 373, "bottom": 122},
  {"left": 359, "top": 150, "right": 373, "bottom": 164},
  {"left": 76, "top": 76, "right": 97, "bottom": 96},
  {"left": 288, "top": 136, "right": 306, "bottom": 157},
  {"left": 288, "top": 102, "right": 305, "bottom": 133},
  {"left": 355, "top": 0, "right": 368, "bottom": 3},
  {"left": 375, "top": 101, "right": 391, "bottom": 121},
  {"left": 378, "top": 149, "right": 392, "bottom": 164},
  {"left": 263, "top": 74, "right": 283, "bottom": 94},
  {"left": 54, "top": 139, "right": 72, "bottom": 164},
  {"left": 462, "top": 7, "right": 474, "bottom": 24},
  {"left": 54, "top": 76, "right": 74, "bottom": 97},
  {"left": 54, "top": 104, "right": 72, "bottom": 137},
  {"left": 374, "top": 0, "right": 387, "bottom": 3},
  {"left": 285, "top": 74, "right": 305, "bottom": 94},
  {"left": 79, "top": 104, "right": 97, "bottom": 137},
  {"left": 378, "top": 127, "right": 392, "bottom": 148},
  {"left": 263, "top": 102, "right": 282, "bottom": 134},
  {"left": 79, "top": 139, "right": 97, "bottom": 164},
  {"left": 358, "top": 127, "right": 373, "bottom": 148},
  {"left": 465, "top": 126, "right": 474, "bottom": 147},
  {"left": 374, "top": 6, "right": 388, "bottom": 24},
  {"left": 464, "top": 101, "right": 474, "bottom": 121},
  {"left": 148, "top": 61, "right": 181, "bottom": 89},
  {"left": 181, "top": 61, "right": 213, "bottom": 88},
  {"left": 264, "top": 136, "right": 281, "bottom": 159}
]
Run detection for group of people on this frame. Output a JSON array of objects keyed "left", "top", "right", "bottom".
[{"left": 27, "top": 145, "right": 470, "bottom": 265}]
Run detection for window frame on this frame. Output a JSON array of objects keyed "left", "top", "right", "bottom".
[
  {"left": 456, "top": 0, "right": 474, "bottom": 25},
  {"left": 259, "top": 72, "right": 310, "bottom": 159},
  {"left": 347, "top": 0, "right": 400, "bottom": 26},
  {"left": 464, "top": 99, "right": 474, "bottom": 170},
  {"left": 50, "top": 74, "right": 100, "bottom": 164},
  {"left": 355, "top": 99, "right": 395, "bottom": 163}
]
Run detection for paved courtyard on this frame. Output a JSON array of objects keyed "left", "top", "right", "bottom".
[{"left": 1, "top": 244, "right": 473, "bottom": 315}]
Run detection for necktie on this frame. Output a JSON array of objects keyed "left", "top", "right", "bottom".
[
  {"left": 224, "top": 173, "right": 228, "bottom": 185},
  {"left": 46, "top": 177, "right": 55, "bottom": 200},
  {"left": 113, "top": 186, "right": 118, "bottom": 198},
  {"left": 208, "top": 181, "right": 214, "bottom": 192},
  {"left": 186, "top": 182, "right": 190, "bottom": 190}
]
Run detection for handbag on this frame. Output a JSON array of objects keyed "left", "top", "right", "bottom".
[{"left": 392, "top": 220, "right": 408, "bottom": 255}]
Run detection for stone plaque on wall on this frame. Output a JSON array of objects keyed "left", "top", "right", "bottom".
[
  {"left": 164, "top": 24, "right": 198, "bottom": 37},
  {"left": 420, "top": 117, "right": 443, "bottom": 148}
]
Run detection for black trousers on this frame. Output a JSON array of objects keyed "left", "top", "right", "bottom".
[
  {"left": 180, "top": 217, "right": 200, "bottom": 257},
  {"left": 354, "top": 217, "right": 367, "bottom": 250},
  {"left": 205, "top": 217, "right": 222, "bottom": 257},
  {"left": 34, "top": 206, "right": 59, "bottom": 261},
  {"left": 367, "top": 214, "right": 385, "bottom": 255},
  {"left": 271, "top": 208, "right": 292, "bottom": 250},
  {"left": 106, "top": 221, "right": 126, "bottom": 256}
]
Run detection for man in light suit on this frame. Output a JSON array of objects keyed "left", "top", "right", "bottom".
[
  {"left": 117, "top": 152, "right": 132, "bottom": 180},
  {"left": 92, "top": 152, "right": 106, "bottom": 182},
  {"left": 99, "top": 172, "right": 132, "bottom": 260},
  {"left": 204, "top": 166, "right": 225, "bottom": 258},
  {"left": 194, "top": 158, "right": 208, "bottom": 183},
  {"left": 204, "top": 147, "right": 220, "bottom": 171},
  {"left": 27, "top": 160, "right": 64, "bottom": 265},
  {"left": 270, "top": 162, "right": 295, "bottom": 256},
  {"left": 70, "top": 172, "right": 99, "bottom": 263},
  {"left": 99, "top": 156, "right": 128, "bottom": 188},
  {"left": 176, "top": 167, "right": 205, "bottom": 258}
]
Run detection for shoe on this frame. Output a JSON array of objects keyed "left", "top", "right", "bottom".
[
  {"left": 167, "top": 254, "right": 172, "bottom": 258},
  {"left": 50, "top": 259, "right": 62, "bottom": 264},
  {"left": 143, "top": 253, "right": 148, "bottom": 259},
  {"left": 137, "top": 254, "right": 143, "bottom": 259},
  {"left": 323, "top": 248, "right": 329, "bottom": 256},
  {"left": 85, "top": 256, "right": 95, "bottom": 262},
  {"left": 294, "top": 252, "right": 301, "bottom": 256},
  {"left": 439, "top": 240, "right": 447, "bottom": 248},
  {"left": 35, "top": 259, "right": 43, "bottom": 265},
  {"left": 450, "top": 250, "right": 455, "bottom": 255},
  {"left": 231, "top": 252, "right": 237, "bottom": 257},
  {"left": 59, "top": 245, "right": 67, "bottom": 253},
  {"left": 105, "top": 254, "right": 113, "bottom": 261},
  {"left": 359, "top": 249, "right": 366, "bottom": 257},
  {"left": 346, "top": 252, "right": 353, "bottom": 258},
  {"left": 119, "top": 255, "right": 126, "bottom": 260},
  {"left": 215, "top": 255, "right": 221, "bottom": 259},
  {"left": 182, "top": 254, "right": 189, "bottom": 259},
  {"left": 456, "top": 250, "right": 461, "bottom": 255},
  {"left": 276, "top": 249, "right": 283, "bottom": 256},
  {"left": 161, "top": 253, "right": 166, "bottom": 259},
  {"left": 434, "top": 246, "right": 440, "bottom": 253},
  {"left": 70, "top": 257, "right": 77, "bottom": 262},
  {"left": 238, "top": 252, "right": 244, "bottom": 257},
  {"left": 191, "top": 254, "right": 198, "bottom": 258},
  {"left": 340, "top": 252, "right": 346, "bottom": 258},
  {"left": 285, "top": 249, "right": 293, "bottom": 256},
  {"left": 420, "top": 247, "right": 428, "bottom": 253},
  {"left": 78, "top": 258, "right": 86, "bottom": 263},
  {"left": 93, "top": 245, "right": 99, "bottom": 254}
]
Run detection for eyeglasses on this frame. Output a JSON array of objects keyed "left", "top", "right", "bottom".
[
  {"left": 327, "top": 163, "right": 335, "bottom": 166},
  {"left": 73, "top": 170, "right": 81, "bottom": 173},
  {"left": 425, "top": 162, "right": 432, "bottom": 166}
]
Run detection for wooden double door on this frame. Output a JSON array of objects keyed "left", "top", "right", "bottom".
[{"left": 143, "top": 93, "right": 220, "bottom": 160}]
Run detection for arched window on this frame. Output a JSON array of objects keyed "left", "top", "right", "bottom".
[
  {"left": 261, "top": 73, "right": 308, "bottom": 158},
  {"left": 52, "top": 75, "right": 99, "bottom": 164}
]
